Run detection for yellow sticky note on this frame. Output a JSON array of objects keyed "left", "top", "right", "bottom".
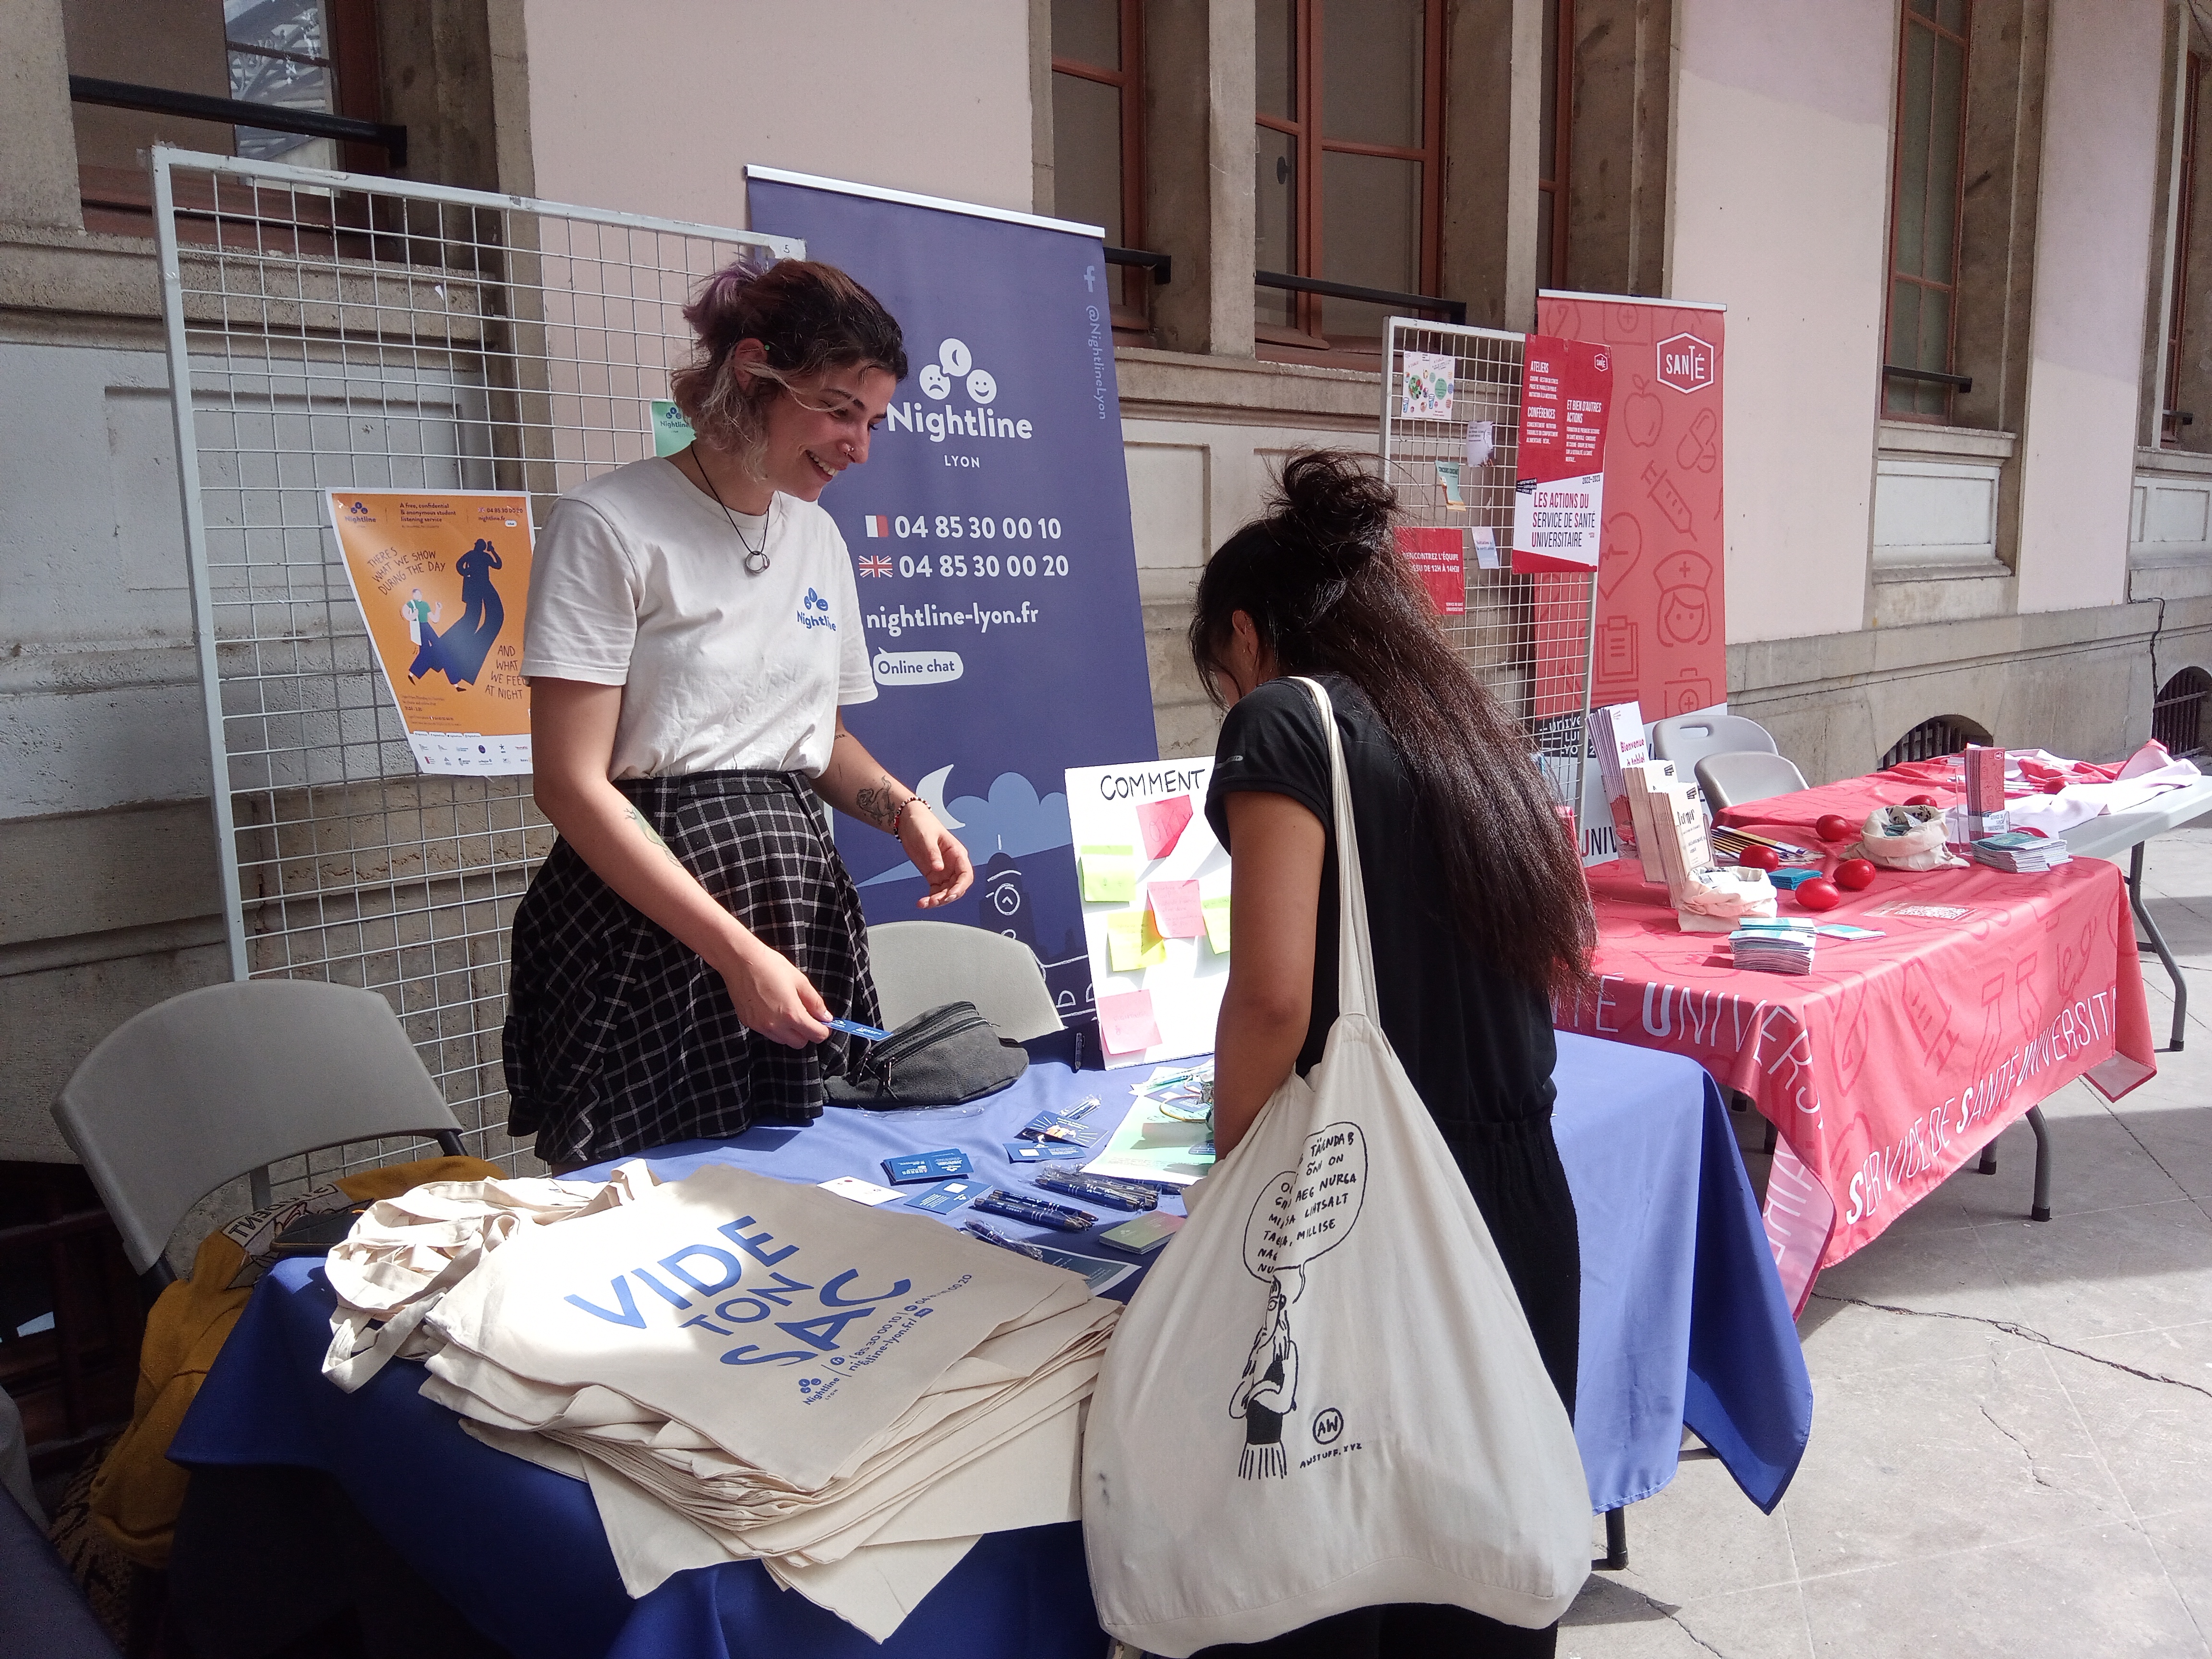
[
  {"left": 1081, "top": 844, "right": 1135, "bottom": 903},
  {"left": 1107, "top": 909, "right": 1168, "bottom": 972},
  {"left": 1202, "top": 895, "right": 1232, "bottom": 955}
]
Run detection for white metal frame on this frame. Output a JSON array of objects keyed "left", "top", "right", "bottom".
[
  {"left": 151, "top": 145, "right": 797, "bottom": 1178},
  {"left": 1378, "top": 315, "right": 1601, "bottom": 829}
]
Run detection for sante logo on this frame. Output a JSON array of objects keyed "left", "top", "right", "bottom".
[{"left": 1655, "top": 333, "right": 1715, "bottom": 395}]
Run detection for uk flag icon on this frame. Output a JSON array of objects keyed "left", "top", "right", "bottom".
[{"left": 861, "top": 515, "right": 891, "bottom": 537}]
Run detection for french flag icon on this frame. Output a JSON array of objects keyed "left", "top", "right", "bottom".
[{"left": 861, "top": 515, "right": 891, "bottom": 538}]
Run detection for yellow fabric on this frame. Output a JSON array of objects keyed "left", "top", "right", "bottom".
[{"left": 88, "top": 1153, "right": 502, "bottom": 1566}]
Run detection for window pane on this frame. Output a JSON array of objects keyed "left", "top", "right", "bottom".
[
  {"left": 1256, "top": 127, "right": 1298, "bottom": 328},
  {"left": 227, "top": 0, "right": 336, "bottom": 163},
  {"left": 1321, "top": 0, "right": 1425, "bottom": 149},
  {"left": 1937, "top": 0, "right": 1968, "bottom": 34},
  {"left": 1925, "top": 35, "right": 1965, "bottom": 280},
  {"left": 1537, "top": 187, "right": 1556, "bottom": 292},
  {"left": 1320, "top": 151, "right": 1419, "bottom": 337},
  {"left": 1053, "top": 0, "right": 1120, "bottom": 72},
  {"left": 1887, "top": 278, "right": 1923, "bottom": 369},
  {"left": 1917, "top": 284, "right": 1952, "bottom": 377},
  {"left": 1257, "top": 0, "right": 1297, "bottom": 121},
  {"left": 1894, "top": 24, "right": 1933, "bottom": 279},
  {"left": 1054, "top": 72, "right": 1123, "bottom": 244},
  {"left": 227, "top": 0, "right": 328, "bottom": 64},
  {"left": 1540, "top": 0, "right": 1560, "bottom": 177}
]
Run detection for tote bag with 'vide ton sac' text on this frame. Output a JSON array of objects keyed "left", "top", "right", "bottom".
[{"left": 1082, "top": 677, "right": 1591, "bottom": 1656}]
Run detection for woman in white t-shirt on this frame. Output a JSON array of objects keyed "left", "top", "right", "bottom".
[{"left": 505, "top": 258, "right": 972, "bottom": 1169}]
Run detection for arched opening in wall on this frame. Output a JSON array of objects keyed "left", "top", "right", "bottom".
[
  {"left": 1879, "top": 714, "right": 1991, "bottom": 770},
  {"left": 2151, "top": 668, "right": 2212, "bottom": 758}
]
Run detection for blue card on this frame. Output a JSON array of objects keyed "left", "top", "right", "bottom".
[
  {"left": 1002, "top": 1141, "right": 1089, "bottom": 1163},
  {"left": 906, "top": 1178, "right": 987, "bottom": 1214},
  {"left": 827, "top": 1017, "right": 894, "bottom": 1041},
  {"left": 882, "top": 1148, "right": 972, "bottom": 1183}
]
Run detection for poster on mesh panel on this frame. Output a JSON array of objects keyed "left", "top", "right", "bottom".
[
  {"left": 747, "top": 170, "right": 1159, "bottom": 1040},
  {"left": 1065, "top": 757, "right": 1227, "bottom": 1067},
  {"left": 325, "top": 490, "right": 535, "bottom": 775}
]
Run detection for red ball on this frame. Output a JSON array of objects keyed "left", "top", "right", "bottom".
[
  {"left": 1833, "top": 858, "right": 1877, "bottom": 891},
  {"left": 1795, "top": 877, "right": 1842, "bottom": 912},
  {"left": 1815, "top": 813, "right": 1854, "bottom": 842},
  {"left": 1903, "top": 793, "right": 1938, "bottom": 808},
  {"left": 1738, "top": 844, "right": 1781, "bottom": 871}
]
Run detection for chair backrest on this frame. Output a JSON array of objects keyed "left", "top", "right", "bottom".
[
  {"left": 51, "top": 980, "right": 463, "bottom": 1275},
  {"left": 867, "top": 922, "right": 1065, "bottom": 1042},
  {"left": 1695, "top": 750, "right": 1811, "bottom": 811},
  {"left": 1650, "top": 713, "right": 1779, "bottom": 769}
]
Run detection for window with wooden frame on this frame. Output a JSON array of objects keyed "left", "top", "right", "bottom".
[
  {"left": 1883, "top": 0, "right": 1973, "bottom": 421},
  {"left": 1052, "top": 0, "right": 1149, "bottom": 334},
  {"left": 2163, "top": 49, "right": 2208, "bottom": 446},
  {"left": 70, "top": 0, "right": 386, "bottom": 235},
  {"left": 1537, "top": 0, "right": 1574, "bottom": 293},
  {"left": 1254, "top": 0, "right": 1445, "bottom": 357}
]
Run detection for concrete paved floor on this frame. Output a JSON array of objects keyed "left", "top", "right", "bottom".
[{"left": 1564, "top": 825, "right": 2212, "bottom": 1659}]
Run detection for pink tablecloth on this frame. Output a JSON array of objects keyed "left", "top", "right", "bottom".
[{"left": 1558, "top": 776, "right": 2157, "bottom": 1311}]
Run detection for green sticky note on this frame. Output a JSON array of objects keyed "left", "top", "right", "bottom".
[
  {"left": 1081, "top": 844, "right": 1136, "bottom": 903},
  {"left": 1107, "top": 909, "right": 1167, "bottom": 972},
  {"left": 1202, "top": 895, "right": 1232, "bottom": 955}
]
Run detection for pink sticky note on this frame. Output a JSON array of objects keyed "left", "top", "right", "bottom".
[
  {"left": 1095, "top": 988, "right": 1162, "bottom": 1055},
  {"left": 1135, "top": 795, "right": 1194, "bottom": 860},
  {"left": 1147, "top": 879, "right": 1204, "bottom": 938}
]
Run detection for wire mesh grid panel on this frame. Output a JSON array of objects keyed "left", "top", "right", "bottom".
[
  {"left": 152, "top": 147, "right": 795, "bottom": 1184},
  {"left": 1378, "top": 319, "right": 1599, "bottom": 819}
]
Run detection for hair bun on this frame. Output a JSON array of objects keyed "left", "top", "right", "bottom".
[{"left": 1272, "top": 451, "right": 1395, "bottom": 579}]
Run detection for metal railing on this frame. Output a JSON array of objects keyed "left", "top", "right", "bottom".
[
  {"left": 1882, "top": 361, "right": 1973, "bottom": 394},
  {"left": 1257, "top": 269, "right": 1466, "bottom": 326},
  {"left": 1104, "top": 245, "right": 1172, "bottom": 285},
  {"left": 69, "top": 74, "right": 408, "bottom": 168}
]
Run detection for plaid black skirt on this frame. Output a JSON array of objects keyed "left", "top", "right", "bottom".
[{"left": 503, "top": 770, "right": 880, "bottom": 1167}]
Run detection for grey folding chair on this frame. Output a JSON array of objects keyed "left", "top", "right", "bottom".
[
  {"left": 1649, "top": 712, "right": 1780, "bottom": 770},
  {"left": 1694, "top": 750, "right": 1811, "bottom": 810},
  {"left": 867, "top": 921, "right": 1065, "bottom": 1041},
  {"left": 51, "top": 980, "right": 465, "bottom": 1288}
]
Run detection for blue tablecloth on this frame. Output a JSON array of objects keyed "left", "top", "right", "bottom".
[{"left": 171, "top": 1035, "right": 1809, "bottom": 1659}]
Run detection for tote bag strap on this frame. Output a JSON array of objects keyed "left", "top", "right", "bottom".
[{"left": 1290, "top": 676, "right": 1383, "bottom": 1023}]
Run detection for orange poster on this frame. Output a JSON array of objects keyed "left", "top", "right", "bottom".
[{"left": 325, "top": 490, "right": 535, "bottom": 775}]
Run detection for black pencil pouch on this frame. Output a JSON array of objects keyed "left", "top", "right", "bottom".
[{"left": 824, "top": 1000, "right": 1029, "bottom": 1108}]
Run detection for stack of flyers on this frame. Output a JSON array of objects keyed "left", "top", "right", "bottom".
[
  {"left": 1728, "top": 918, "right": 1818, "bottom": 975},
  {"left": 1973, "top": 831, "right": 2070, "bottom": 872}
]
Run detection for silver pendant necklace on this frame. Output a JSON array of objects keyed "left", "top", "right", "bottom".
[{"left": 691, "top": 449, "right": 771, "bottom": 574}]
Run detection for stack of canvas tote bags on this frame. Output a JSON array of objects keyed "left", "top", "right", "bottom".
[{"left": 322, "top": 1162, "right": 1118, "bottom": 1639}]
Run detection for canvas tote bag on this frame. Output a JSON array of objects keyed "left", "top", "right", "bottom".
[{"left": 1082, "top": 677, "right": 1591, "bottom": 1656}]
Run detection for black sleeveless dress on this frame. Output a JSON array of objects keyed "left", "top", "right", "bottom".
[{"left": 1199, "top": 673, "right": 1580, "bottom": 1659}]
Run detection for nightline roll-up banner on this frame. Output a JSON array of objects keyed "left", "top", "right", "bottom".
[{"left": 746, "top": 168, "right": 1159, "bottom": 1037}]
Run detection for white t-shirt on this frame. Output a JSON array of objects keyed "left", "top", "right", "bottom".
[{"left": 521, "top": 457, "right": 876, "bottom": 779}]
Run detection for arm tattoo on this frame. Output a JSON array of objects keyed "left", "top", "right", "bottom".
[
  {"left": 854, "top": 775, "right": 909, "bottom": 832},
  {"left": 627, "top": 804, "right": 685, "bottom": 869}
]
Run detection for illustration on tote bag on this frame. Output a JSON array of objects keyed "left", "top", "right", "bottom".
[{"left": 1231, "top": 1121, "right": 1367, "bottom": 1479}]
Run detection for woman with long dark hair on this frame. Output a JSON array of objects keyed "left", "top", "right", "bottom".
[
  {"left": 1192, "top": 450, "right": 1595, "bottom": 1659},
  {"left": 505, "top": 258, "right": 972, "bottom": 1171}
]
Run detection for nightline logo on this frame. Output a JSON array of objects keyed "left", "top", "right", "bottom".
[
  {"left": 885, "top": 338, "right": 1035, "bottom": 444},
  {"left": 796, "top": 587, "right": 836, "bottom": 631}
]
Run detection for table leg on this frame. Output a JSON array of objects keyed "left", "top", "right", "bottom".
[
  {"left": 1977, "top": 1141, "right": 1998, "bottom": 1176},
  {"left": 2026, "top": 1105, "right": 2052, "bottom": 1223},
  {"left": 1597, "top": 1507, "right": 1628, "bottom": 1571},
  {"left": 2130, "top": 842, "right": 2188, "bottom": 1052}
]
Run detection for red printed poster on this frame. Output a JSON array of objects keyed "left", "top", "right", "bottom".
[
  {"left": 1394, "top": 526, "right": 1466, "bottom": 615},
  {"left": 1512, "top": 337, "right": 1612, "bottom": 574},
  {"left": 1537, "top": 293, "right": 1728, "bottom": 719}
]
